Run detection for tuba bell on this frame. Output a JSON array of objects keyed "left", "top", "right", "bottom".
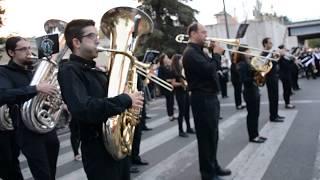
[
  {"left": 100, "top": 6, "right": 153, "bottom": 160},
  {"left": 21, "top": 19, "right": 68, "bottom": 133}
]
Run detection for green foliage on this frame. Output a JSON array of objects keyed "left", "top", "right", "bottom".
[
  {"left": 0, "top": 0, "right": 5, "bottom": 27},
  {"left": 308, "top": 38, "right": 320, "bottom": 48},
  {"left": 136, "top": 0, "right": 198, "bottom": 57}
]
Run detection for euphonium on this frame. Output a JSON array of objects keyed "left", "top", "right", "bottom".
[
  {"left": 100, "top": 6, "right": 153, "bottom": 160},
  {"left": 21, "top": 19, "right": 68, "bottom": 133},
  {"left": 0, "top": 105, "right": 13, "bottom": 130}
]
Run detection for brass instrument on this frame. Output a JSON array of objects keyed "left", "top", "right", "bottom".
[
  {"left": 175, "top": 34, "right": 280, "bottom": 86},
  {"left": 0, "top": 105, "right": 13, "bottom": 130},
  {"left": 99, "top": 7, "right": 172, "bottom": 160},
  {"left": 21, "top": 19, "right": 67, "bottom": 133}
]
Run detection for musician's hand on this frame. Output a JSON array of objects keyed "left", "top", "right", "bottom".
[
  {"left": 36, "top": 82, "right": 58, "bottom": 96},
  {"left": 211, "top": 42, "right": 224, "bottom": 55},
  {"left": 126, "top": 91, "right": 144, "bottom": 109}
]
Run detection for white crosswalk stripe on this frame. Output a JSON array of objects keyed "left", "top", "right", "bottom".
[{"left": 20, "top": 98, "right": 309, "bottom": 180}]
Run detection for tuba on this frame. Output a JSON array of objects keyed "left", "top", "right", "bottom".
[
  {"left": 0, "top": 105, "right": 13, "bottom": 130},
  {"left": 21, "top": 19, "right": 68, "bottom": 133},
  {"left": 100, "top": 6, "right": 153, "bottom": 160}
]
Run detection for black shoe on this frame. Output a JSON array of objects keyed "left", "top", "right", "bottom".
[
  {"left": 219, "top": 117, "right": 223, "bottom": 120},
  {"left": 169, "top": 116, "right": 176, "bottom": 121},
  {"left": 145, "top": 116, "right": 151, "bottom": 119},
  {"left": 132, "top": 159, "right": 149, "bottom": 166},
  {"left": 216, "top": 167, "right": 232, "bottom": 176},
  {"left": 259, "top": 136, "right": 267, "bottom": 140},
  {"left": 276, "top": 115, "right": 285, "bottom": 119},
  {"left": 142, "top": 126, "right": 152, "bottom": 131},
  {"left": 130, "top": 167, "right": 140, "bottom": 173},
  {"left": 211, "top": 176, "right": 223, "bottom": 180},
  {"left": 186, "top": 128, "right": 195, "bottom": 134},
  {"left": 236, "top": 105, "right": 246, "bottom": 110},
  {"left": 249, "top": 136, "right": 266, "bottom": 143},
  {"left": 270, "top": 118, "right": 284, "bottom": 123},
  {"left": 179, "top": 132, "right": 189, "bottom": 137},
  {"left": 285, "top": 104, "right": 295, "bottom": 109}
]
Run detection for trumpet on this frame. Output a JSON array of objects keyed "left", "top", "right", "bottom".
[{"left": 175, "top": 34, "right": 280, "bottom": 62}]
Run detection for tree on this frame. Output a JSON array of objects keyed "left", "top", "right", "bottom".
[
  {"left": 136, "top": 0, "right": 198, "bottom": 57},
  {"left": 308, "top": 38, "right": 320, "bottom": 48},
  {"left": 0, "top": 0, "right": 5, "bottom": 27}
]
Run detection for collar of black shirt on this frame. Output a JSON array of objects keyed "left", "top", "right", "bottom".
[
  {"left": 7, "top": 60, "right": 33, "bottom": 72},
  {"left": 188, "top": 42, "right": 204, "bottom": 51},
  {"left": 69, "top": 54, "right": 97, "bottom": 69}
]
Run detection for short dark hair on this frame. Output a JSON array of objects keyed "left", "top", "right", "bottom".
[
  {"left": 262, "top": 37, "right": 271, "bottom": 48},
  {"left": 64, "top": 19, "right": 95, "bottom": 51},
  {"left": 278, "top": 44, "right": 285, "bottom": 49},
  {"left": 187, "top": 22, "right": 198, "bottom": 36},
  {"left": 5, "top": 36, "right": 26, "bottom": 58},
  {"left": 158, "top": 53, "right": 167, "bottom": 66}
]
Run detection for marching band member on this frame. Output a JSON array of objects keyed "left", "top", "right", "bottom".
[
  {"left": 182, "top": 22, "right": 231, "bottom": 180},
  {"left": 57, "top": 19, "right": 144, "bottom": 180},
  {"left": 0, "top": 36, "right": 59, "bottom": 180},
  {"left": 278, "top": 45, "right": 295, "bottom": 109},
  {"left": 236, "top": 46, "right": 267, "bottom": 143},
  {"left": 171, "top": 54, "right": 195, "bottom": 137},
  {"left": 158, "top": 53, "right": 176, "bottom": 121},
  {"left": 261, "top": 37, "right": 285, "bottom": 122}
]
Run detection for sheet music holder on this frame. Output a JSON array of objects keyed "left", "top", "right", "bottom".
[
  {"left": 35, "top": 34, "right": 59, "bottom": 59},
  {"left": 235, "top": 23, "right": 249, "bottom": 39}
]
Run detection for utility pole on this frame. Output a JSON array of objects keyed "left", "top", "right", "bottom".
[{"left": 222, "top": 0, "right": 231, "bottom": 39}]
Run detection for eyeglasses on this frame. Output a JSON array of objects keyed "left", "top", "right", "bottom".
[
  {"left": 15, "top": 46, "right": 31, "bottom": 52},
  {"left": 81, "top": 33, "right": 99, "bottom": 41}
]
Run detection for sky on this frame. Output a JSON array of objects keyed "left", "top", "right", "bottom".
[{"left": 0, "top": 0, "right": 320, "bottom": 37}]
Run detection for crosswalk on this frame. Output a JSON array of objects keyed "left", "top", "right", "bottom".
[{"left": 18, "top": 98, "right": 317, "bottom": 180}]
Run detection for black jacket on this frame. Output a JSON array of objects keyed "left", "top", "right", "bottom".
[
  {"left": 0, "top": 60, "right": 37, "bottom": 129},
  {"left": 182, "top": 43, "right": 220, "bottom": 95},
  {"left": 237, "top": 60, "right": 259, "bottom": 95},
  {"left": 57, "top": 54, "right": 132, "bottom": 141}
]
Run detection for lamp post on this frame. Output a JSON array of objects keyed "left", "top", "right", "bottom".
[{"left": 222, "top": 0, "right": 231, "bottom": 39}]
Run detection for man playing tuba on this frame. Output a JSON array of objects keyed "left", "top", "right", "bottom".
[
  {"left": 0, "top": 36, "right": 59, "bottom": 180},
  {"left": 58, "top": 19, "right": 144, "bottom": 180}
]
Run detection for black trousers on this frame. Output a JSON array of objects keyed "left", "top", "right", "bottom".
[
  {"left": 164, "top": 93, "right": 174, "bottom": 117},
  {"left": 81, "top": 138, "right": 130, "bottom": 180},
  {"left": 243, "top": 89, "right": 260, "bottom": 140},
  {"left": 175, "top": 90, "right": 191, "bottom": 132},
  {"left": 131, "top": 121, "right": 142, "bottom": 160},
  {"left": 232, "top": 81, "right": 243, "bottom": 107},
  {"left": 191, "top": 93, "right": 219, "bottom": 180},
  {"left": 17, "top": 127, "right": 59, "bottom": 180},
  {"left": 0, "top": 130, "right": 23, "bottom": 180},
  {"left": 280, "top": 78, "right": 292, "bottom": 105},
  {"left": 219, "top": 76, "right": 228, "bottom": 97},
  {"left": 69, "top": 119, "right": 81, "bottom": 156},
  {"left": 265, "top": 75, "right": 279, "bottom": 120},
  {"left": 291, "top": 65, "right": 300, "bottom": 89},
  {"left": 140, "top": 96, "right": 148, "bottom": 128}
]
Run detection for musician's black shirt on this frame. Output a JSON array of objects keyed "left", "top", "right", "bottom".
[
  {"left": 278, "top": 56, "right": 293, "bottom": 80},
  {"left": 58, "top": 54, "right": 132, "bottom": 141},
  {"left": 182, "top": 43, "right": 220, "bottom": 95},
  {"left": 237, "top": 60, "right": 258, "bottom": 93},
  {"left": 0, "top": 60, "right": 37, "bottom": 129}
]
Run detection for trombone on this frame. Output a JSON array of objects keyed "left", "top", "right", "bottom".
[
  {"left": 175, "top": 34, "right": 280, "bottom": 62},
  {"left": 97, "top": 47, "right": 173, "bottom": 92}
]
